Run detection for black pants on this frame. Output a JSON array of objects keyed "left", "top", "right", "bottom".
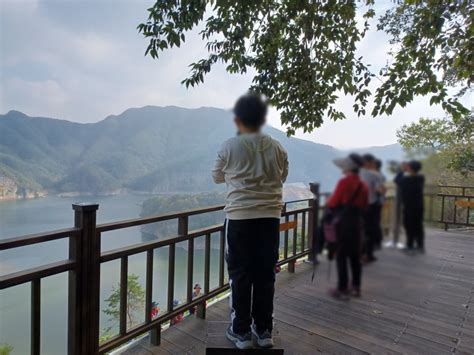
[
  {"left": 364, "top": 203, "right": 378, "bottom": 258},
  {"left": 225, "top": 218, "right": 280, "bottom": 334},
  {"left": 337, "top": 245, "right": 362, "bottom": 291},
  {"left": 404, "top": 208, "right": 424, "bottom": 249},
  {"left": 373, "top": 203, "right": 383, "bottom": 248},
  {"left": 336, "top": 209, "right": 363, "bottom": 291}
]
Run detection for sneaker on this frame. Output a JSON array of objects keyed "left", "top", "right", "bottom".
[
  {"left": 251, "top": 325, "right": 274, "bottom": 348},
  {"left": 226, "top": 327, "right": 253, "bottom": 350},
  {"left": 329, "top": 288, "right": 350, "bottom": 300}
]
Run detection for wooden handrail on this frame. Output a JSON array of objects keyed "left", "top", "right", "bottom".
[
  {"left": 100, "top": 224, "right": 224, "bottom": 262},
  {"left": 96, "top": 204, "right": 225, "bottom": 232},
  {"left": 0, "top": 227, "right": 80, "bottom": 250},
  {"left": 0, "top": 260, "right": 75, "bottom": 289}
]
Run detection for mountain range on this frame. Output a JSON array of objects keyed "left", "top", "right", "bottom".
[{"left": 0, "top": 106, "right": 404, "bottom": 197}]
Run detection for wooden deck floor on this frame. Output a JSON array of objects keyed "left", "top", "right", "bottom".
[{"left": 122, "top": 229, "right": 474, "bottom": 354}]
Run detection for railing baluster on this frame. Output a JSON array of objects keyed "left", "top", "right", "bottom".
[
  {"left": 292, "top": 213, "right": 297, "bottom": 257},
  {"left": 186, "top": 238, "right": 194, "bottom": 303},
  {"left": 440, "top": 195, "right": 447, "bottom": 230},
  {"left": 219, "top": 229, "right": 225, "bottom": 287},
  {"left": 167, "top": 244, "right": 175, "bottom": 312},
  {"left": 284, "top": 214, "right": 289, "bottom": 260},
  {"left": 204, "top": 233, "right": 211, "bottom": 294},
  {"left": 308, "top": 183, "right": 320, "bottom": 262},
  {"left": 467, "top": 197, "right": 471, "bottom": 226},
  {"left": 301, "top": 212, "right": 306, "bottom": 252},
  {"left": 453, "top": 196, "right": 458, "bottom": 224},
  {"left": 196, "top": 233, "right": 211, "bottom": 320},
  {"left": 120, "top": 256, "right": 128, "bottom": 335},
  {"left": 31, "top": 278, "right": 41, "bottom": 355},
  {"left": 288, "top": 213, "right": 297, "bottom": 273},
  {"left": 145, "top": 249, "right": 153, "bottom": 324}
]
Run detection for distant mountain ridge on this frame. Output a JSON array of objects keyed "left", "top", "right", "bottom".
[{"left": 0, "top": 106, "right": 404, "bottom": 197}]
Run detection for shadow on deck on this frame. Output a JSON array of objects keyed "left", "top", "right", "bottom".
[{"left": 122, "top": 229, "right": 474, "bottom": 354}]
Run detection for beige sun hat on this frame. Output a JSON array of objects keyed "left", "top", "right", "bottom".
[{"left": 333, "top": 156, "right": 359, "bottom": 171}]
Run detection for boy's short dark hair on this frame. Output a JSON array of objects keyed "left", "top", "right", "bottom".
[
  {"left": 409, "top": 160, "right": 422, "bottom": 173},
  {"left": 233, "top": 92, "right": 268, "bottom": 128}
]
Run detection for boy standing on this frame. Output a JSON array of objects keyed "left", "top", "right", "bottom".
[{"left": 212, "top": 93, "right": 288, "bottom": 349}]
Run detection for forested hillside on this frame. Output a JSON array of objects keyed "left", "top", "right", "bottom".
[{"left": 0, "top": 106, "right": 404, "bottom": 196}]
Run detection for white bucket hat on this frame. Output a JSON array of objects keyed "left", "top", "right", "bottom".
[{"left": 333, "top": 156, "right": 359, "bottom": 171}]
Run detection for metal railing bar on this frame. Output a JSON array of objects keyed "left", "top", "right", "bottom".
[{"left": 0, "top": 260, "right": 75, "bottom": 289}]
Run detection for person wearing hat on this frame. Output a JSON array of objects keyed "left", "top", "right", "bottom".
[
  {"left": 327, "top": 153, "right": 368, "bottom": 299},
  {"left": 151, "top": 301, "right": 160, "bottom": 319},
  {"left": 212, "top": 92, "right": 288, "bottom": 349},
  {"left": 189, "top": 284, "right": 202, "bottom": 315},
  {"left": 170, "top": 299, "right": 184, "bottom": 325}
]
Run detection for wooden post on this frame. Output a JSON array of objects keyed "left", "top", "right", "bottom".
[
  {"left": 69, "top": 203, "right": 100, "bottom": 355},
  {"left": 308, "top": 183, "right": 320, "bottom": 262},
  {"left": 150, "top": 326, "right": 161, "bottom": 346}
]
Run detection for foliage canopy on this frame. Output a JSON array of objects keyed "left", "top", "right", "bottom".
[
  {"left": 139, "top": 0, "right": 472, "bottom": 133},
  {"left": 397, "top": 111, "right": 473, "bottom": 174},
  {"left": 103, "top": 274, "right": 145, "bottom": 333}
]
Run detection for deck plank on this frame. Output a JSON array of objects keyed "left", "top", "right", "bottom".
[{"left": 121, "top": 229, "right": 474, "bottom": 354}]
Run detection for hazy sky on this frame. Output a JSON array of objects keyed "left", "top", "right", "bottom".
[{"left": 1, "top": 0, "right": 471, "bottom": 148}]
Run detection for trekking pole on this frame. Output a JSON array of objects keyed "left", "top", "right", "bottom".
[{"left": 326, "top": 259, "right": 332, "bottom": 282}]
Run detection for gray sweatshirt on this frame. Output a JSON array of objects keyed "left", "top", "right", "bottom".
[{"left": 212, "top": 133, "right": 289, "bottom": 220}]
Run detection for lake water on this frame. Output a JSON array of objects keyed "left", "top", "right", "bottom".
[{"left": 0, "top": 195, "right": 224, "bottom": 355}]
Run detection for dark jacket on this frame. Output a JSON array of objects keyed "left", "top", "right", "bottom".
[{"left": 395, "top": 173, "right": 425, "bottom": 211}]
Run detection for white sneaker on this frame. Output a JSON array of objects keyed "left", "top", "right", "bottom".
[
  {"left": 226, "top": 327, "right": 253, "bottom": 350},
  {"left": 252, "top": 325, "right": 274, "bottom": 348}
]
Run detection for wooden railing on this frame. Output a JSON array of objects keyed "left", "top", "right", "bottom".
[
  {"left": 438, "top": 185, "right": 474, "bottom": 230},
  {"left": 0, "top": 184, "right": 320, "bottom": 355}
]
